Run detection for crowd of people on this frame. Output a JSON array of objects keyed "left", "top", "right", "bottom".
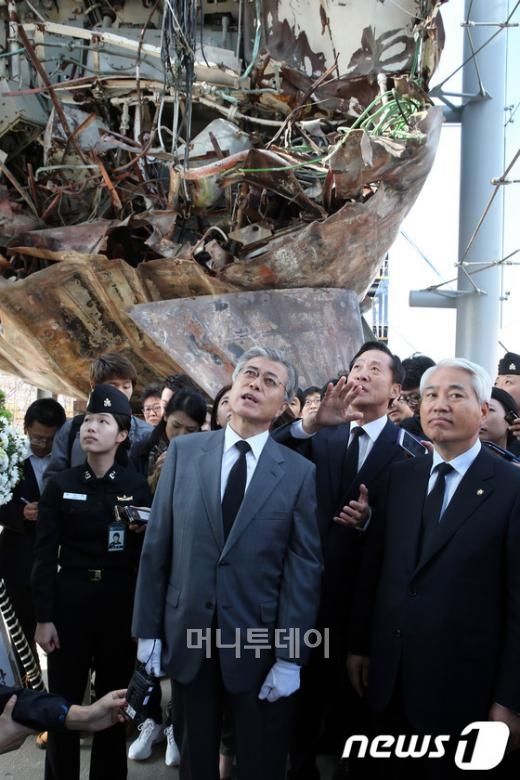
[{"left": 0, "top": 343, "right": 520, "bottom": 780}]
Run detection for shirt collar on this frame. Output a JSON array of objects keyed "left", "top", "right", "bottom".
[
  {"left": 224, "top": 425, "right": 269, "bottom": 461},
  {"left": 28, "top": 448, "right": 52, "bottom": 463},
  {"left": 431, "top": 439, "right": 481, "bottom": 476},
  {"left": 80, "top": 461, "right": 121, "bottom": 484},
  {"left": 356, "top": 414, "right": 388, "bottom": 443}
]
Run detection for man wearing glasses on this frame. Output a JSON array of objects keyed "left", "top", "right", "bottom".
[
  {"left": 132, "top": 346, "right": 323, "bottom": 780},
  {"left": 0, "top": 398, "right": 66, "bottom": 675}
]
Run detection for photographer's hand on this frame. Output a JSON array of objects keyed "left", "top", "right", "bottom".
[
  {"left": 65, "top": 690, "right": 127, "bottom": 731},
  {"left": 0, "top": 696, "right": 34, "bottom": 754}
]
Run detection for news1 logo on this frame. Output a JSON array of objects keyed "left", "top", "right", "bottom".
[
  {"left": 455, "top": 723, "right": 509, "bottom": 770},
  {"left": 342, "top": 722, "right": 510, "bottom": 770}
]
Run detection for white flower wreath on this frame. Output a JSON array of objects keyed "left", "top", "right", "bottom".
[{"left": 0, "top": 416, "right": 27, "bottom": 506}]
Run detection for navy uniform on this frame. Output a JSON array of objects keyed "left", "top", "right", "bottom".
[
  {"left": 0, "top": 685, "right": 71, "bottom": 733},
  {"left": 32, "top": 386, "right": 152, "bottom": 780},
  {"left": 496, "top": 352, "right": 520, "bottom": 456}
]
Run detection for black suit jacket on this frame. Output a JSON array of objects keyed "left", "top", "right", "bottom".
[
  {"left": 0, "top": 458, "right": 40, "bottom": 584},
  {"left": 273, "top": 419, "right": 405, "bottom": 633},
  {"left": 354, "top": 448, "right": 520, "bottom": 734}
]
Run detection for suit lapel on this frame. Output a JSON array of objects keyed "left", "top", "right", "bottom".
[
  {"left": 352, "top": 420, "right": 401, "bottom": 496},
  {"left": 222, "top": 436, "right": 285, "bottom": 555},
  {"left": 24, "top": 458, "right": 41, "bottom": 498},
  {"left": 403, "top": 456, "right": 434, "bottom": 574},
  {"left": 323, "top": 424, "right": 350, "bottom": 499},
  {"left": 414, "top": 449, "right": 496, "bottom": 573},
  {"left": 197, "top": 430, "right": 226, "bottom": 549}
]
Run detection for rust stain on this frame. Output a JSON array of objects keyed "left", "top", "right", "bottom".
[{"left": 0, "top": 0, "right": 449, "bottom": 396}]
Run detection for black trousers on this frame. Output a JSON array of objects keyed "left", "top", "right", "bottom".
[
  {"left": 45, "top": 571, "right": 136, "bottom": 780},
  {"left": 368, "top": 679, "right": 520, "bottom": 780},
  {"left": 288, "top": 624, "right": 371, "bottom": 779},
  {"left": 173, "top": 649, "right": 295, "bottom": 780}
]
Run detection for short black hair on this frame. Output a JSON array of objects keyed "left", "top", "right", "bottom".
[
  {"left": 89, "top": 353, "right": 137, "bottom": 387},
  {"left": 145, "top": 388, "right": 207, "bottom": 453},
  {"left": 210, "top": 384, "right": 232, "bottom": 431},
  {"left": 165, "top": 389, "right": 207, "bottom": 428},
  {"left": 303, "top": 386, "right": 322, "bottom": 400},
  {"left": 162, "top": 373, "right": 196, "bottom": 393},
  {"left": 349, "top": 341, "right": 404, "bottom": 384},
  {"left": 112, "top": 412, "right": 131, "bottom": 465},
  {"left": 294, "top": 387, "right": 305, "bottom": 406},
  {"left": 24, "top": 398, "right": 66, "bottom": 429},
  {"left": 141, "top": 382, "right": 162, "bottom": 405},
  {"left": 491, "top": 386, "right": 518, "bottom": 418},
  {"left": 402, "top": 354, "right": 435, "bottom": 391}
]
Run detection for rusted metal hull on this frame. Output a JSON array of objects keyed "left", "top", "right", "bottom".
[
  {"left": 128, "top": 288, "right": 364, "bottom": 398},
  {"left": 0, "top": 0, "right": 448, "bottom": 396}
]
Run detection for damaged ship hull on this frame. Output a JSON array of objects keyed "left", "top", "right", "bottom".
[{"left": 0, "top": 0, "right": 448, "bottom": 397}]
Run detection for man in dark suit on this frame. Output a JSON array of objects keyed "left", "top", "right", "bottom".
[
  {"left": 348, "top": 358, "right": 520, "bottom": 778},
  {"left": 132, "top": 347, "right": 322, "bottom": 780},
  {"left": 273, "top": 341, "right": 406, "bottom": 779},
  {"left": 0, "top": 398, "right": 66, "bottom": 667}
]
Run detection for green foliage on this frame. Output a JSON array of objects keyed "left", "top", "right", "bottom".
[{"left": 0, "top": 389, "right": 12, "bottom": 420}]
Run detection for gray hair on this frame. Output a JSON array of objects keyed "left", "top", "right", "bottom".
[
  {"left": 232, "top": 347, "right": 298, "bottom": 402},
  {"left": 420, "top": 358, "right": 492, "bottom": 404}
]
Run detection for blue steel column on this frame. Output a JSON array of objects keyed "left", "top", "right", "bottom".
[{"left": 455, "top": 0, "right": 509, "bottom": 374}]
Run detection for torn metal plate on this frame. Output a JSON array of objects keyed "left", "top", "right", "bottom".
[
  {"left": 0, "top": 0, "right": 448, "bottom": 395},
  {"left": 127, "top": 288, "right": 364, "bottom": 397}
]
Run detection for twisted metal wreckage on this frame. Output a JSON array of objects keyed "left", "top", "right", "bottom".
[{"left": 0, "top": 0, "right": 448, "bottom": 399}]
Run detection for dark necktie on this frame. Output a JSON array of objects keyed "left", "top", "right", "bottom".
[
  {"left": 222, "top": 440, "right": 251, "bottom": 540},
  {"left": 420, "top": 462, "right": 454, "bottom": 551},
  {"left": 341, "top": 426, "right": 365, "bottom": 495}
]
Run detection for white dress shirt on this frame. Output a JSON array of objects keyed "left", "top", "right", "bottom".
[
  {"left": 291, "top": 414, "right": 388, "bottom": 471},
  {"left": 348, "top": 415, "right": 388, "bottom": 471},
  {"left": 220, "top": 426, "right": 270, "bottom": 499},
  {"left": 28, "top": 449, "right": 52, "bottom": 493},
  {"left": 429, "top": 439, "right": 481, "bottom": 517}
]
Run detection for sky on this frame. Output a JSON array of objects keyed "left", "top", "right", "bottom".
[{"left": 387, "top": 0, "right": 520, "bottom": 373}]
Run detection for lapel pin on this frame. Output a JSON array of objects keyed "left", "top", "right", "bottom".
[{"left": 476, "top": 489, "right": 484, "bottom": 496}]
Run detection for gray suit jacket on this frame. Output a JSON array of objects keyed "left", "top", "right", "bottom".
[{"left": 132, "top": 429, "right": 322, "bottom": 694}]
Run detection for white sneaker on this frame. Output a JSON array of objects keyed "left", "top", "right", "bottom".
[
  {"left": 164, "top": 724, "right": 180, "bottom": 767},
  {"left": 128, "top": 718, "right": 164, "bottom": 760}
]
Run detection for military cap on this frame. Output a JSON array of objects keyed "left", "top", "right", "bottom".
[
  {"left": 86, "top": 383, "right": 132, "bottom": 417},
  {"left": 497, "top": 352, "right": 520, "bottom": 376}
]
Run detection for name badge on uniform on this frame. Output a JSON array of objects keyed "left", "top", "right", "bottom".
[
  {"left": 64, "top": 492, "right": 87, "bottom": 501},
  {"left": 107, "top": 522, "right": 126, "bottom": 552}
]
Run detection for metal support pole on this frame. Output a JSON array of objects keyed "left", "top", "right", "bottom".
[{"left": 455, "top": 0, "right": 508, "bottom": 375}]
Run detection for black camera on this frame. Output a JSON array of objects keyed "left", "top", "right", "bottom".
[
  {"left": 114, "top": 505, "right": 150, "bottom": 526},
  {"left": 124, "top": 665, "right": 158, "bottom": 722},
  {"left": 504, "top": 409, "right": 519, "bottom": 426}
]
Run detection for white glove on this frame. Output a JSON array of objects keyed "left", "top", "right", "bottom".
[
  {"left": 137, "top": 638, "right": 164, "bottom": 677},
  {"left": 258, "top": 659, "right": 300, "bottom": 702}
]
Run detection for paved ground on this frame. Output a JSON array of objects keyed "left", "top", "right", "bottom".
[
  {"left": 0, "top": 731, "right": 338, "bottom": 779},
  {"left": 0, "top": 674, "right": 339, "bottom": 779}
]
